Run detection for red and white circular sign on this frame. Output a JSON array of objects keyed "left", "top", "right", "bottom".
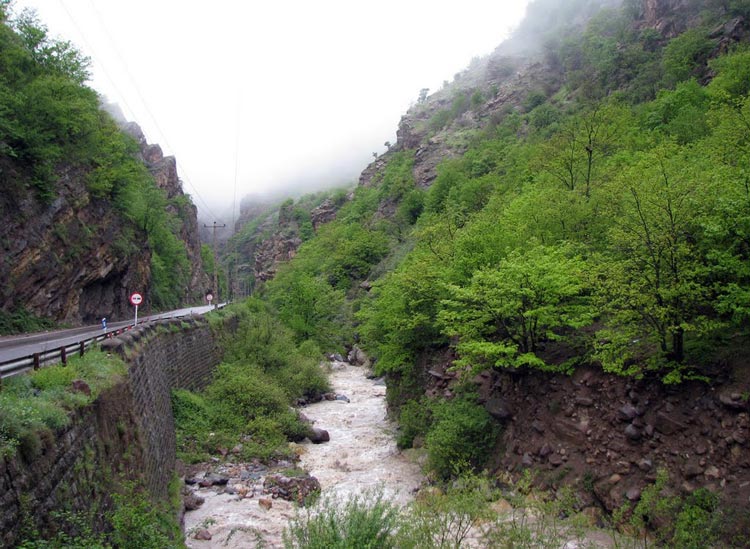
[
  {"left": 206, "top": 293, "right": 213, "bottom": 303},
  {"left": 130, "top": 292, "right": 143, "bottom": 306}
]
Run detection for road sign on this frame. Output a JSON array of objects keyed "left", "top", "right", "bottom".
[
  {"left": 130, "top": 293, "right": 143, "bottom": 306},
  {"left": 206, "top": 293, "right": 213, "bottom": 303}
]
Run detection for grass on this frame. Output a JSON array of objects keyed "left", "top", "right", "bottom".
[{"left": 0, "top": 349, "right": 127, "bottom": 460}]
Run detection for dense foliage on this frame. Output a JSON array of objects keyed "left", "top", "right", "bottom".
[
  {"left": 360, "top": 47, "right": 750, "bottom": 386},
  {"left": 0, "top": 6, "right": 193, "bottom": 311},
  {"left": 173, "top": 300, "right": 330, "bottom": 463},
  {"left": 223, "top": 2, "right": 750, "bottom": 496}
]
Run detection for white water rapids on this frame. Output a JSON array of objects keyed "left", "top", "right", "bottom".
[{"left": 183, "top": 361, "right": 424, "bottom": 548}]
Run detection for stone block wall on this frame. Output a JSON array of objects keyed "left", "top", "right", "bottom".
[
  {"left": 0, "top": 315, "right": 223, "bottom": 546},
  {"left": 123, "top": 316, "right": 221, "bottom": 498}
]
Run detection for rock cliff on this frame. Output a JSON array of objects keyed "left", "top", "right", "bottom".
[
  {"left": 361, "top": 0, "right": 749, "bottom": 191},
  {"left": 231, "top": 191, "right": 349, "bottom": 287},
  {"left": 0, "top": 116, "right": 208, "bottom": 325},
  {"left": 0, "top": 162, "right": 151, "bottom": 324},
  {"left": 123, "top": 122, "right": 210, "bottom": 300}
]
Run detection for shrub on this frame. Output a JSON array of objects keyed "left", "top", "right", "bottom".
[
  {"left": 398, "top": 473, "right": 495, "bottom": 549},
  {"left": 396, "top": 397, "right": 432, "bottom": 450},
  {"left": 283, "top": 488, "right": 400, "bottom": 549},
  {"left": 206, "top": 363, "right": 293, "bottom": 428},
  {"left": 425, "top": 397, "right": 497, "bottom": 480},
  {"left": 109, "top": 486, "right": 178, "bottom": 549}
]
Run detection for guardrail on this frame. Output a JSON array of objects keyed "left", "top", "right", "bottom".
[
  {"left": 0, "top": 303, "right": 227, "bottom": 386},
  {"left": 0, "top": 325, "right": 135, "bottom": 383}
]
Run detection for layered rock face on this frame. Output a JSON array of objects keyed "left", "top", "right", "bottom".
[
  {"left": 233, "top": 194, "right": 348, "bottom": 285},
  {"left": 124, "top": 123, "right": 210, "bottom": 300},
  {"left": 0, "top": 163, "right": 151, "bottom": 324},
  {"left": 0, "top": 120, "right": 207, "bottom": 324}
]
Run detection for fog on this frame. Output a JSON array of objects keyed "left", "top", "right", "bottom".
[{"left": 13, "top": 0, "right": 530, "bottom": 223}]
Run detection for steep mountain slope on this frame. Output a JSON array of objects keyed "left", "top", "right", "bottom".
[
  {"left": 0, "top": 9, "right": 208, "bottom": 328},
  {"left": 228, "top": 0, "right": 750, "bottom": 542}
]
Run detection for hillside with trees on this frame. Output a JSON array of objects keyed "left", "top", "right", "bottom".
[
  {"left": 226, "top": 0, "right": 750, "bottom": 544},
  {"left": 0, "top": 5, "right": 208, "bottom": 331}
]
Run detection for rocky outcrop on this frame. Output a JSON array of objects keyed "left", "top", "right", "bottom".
[
  {"left": 123, "top": 123, "right": 209, "bottom": 302},
  {"left": 422, "top": 361, "right": 750, "bottom": 516},
  {"left": 0, "top": 113, "right": 208, "bottom": 325},
  {"left": 232, "top": 193, "right": 349, "bottom": 285},
  {"left": 0, "top": 163, "right": 151, "bottom": 324},
  {"left": 310, "top": 198, "right": 339, "bottom": 229},
  {"left": 253, "top": 230, "right": 302, "bottom": 282}
]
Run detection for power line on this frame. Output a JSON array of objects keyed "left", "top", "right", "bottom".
[
  {"left": 232, "top": 91, "right": 242, "bottom": 231},
  {"left": 79, "top": 0, "right": 222, "bottom": 222},
  {"left": 56, "top": 0, "right": 138, "bottom": 120}
]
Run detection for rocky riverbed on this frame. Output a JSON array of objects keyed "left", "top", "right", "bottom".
[{"left": 182, "top": 359, "right": 424, "bottom": 547}]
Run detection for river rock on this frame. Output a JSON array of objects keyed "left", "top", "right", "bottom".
[
  {"left": 258, "top": 498, "right": 273, "bottom": 510},
  {"left": 309, "top": 427, "right": 330, "bottom": 444},
  {"left": 194, "top": 529, "right": 212, "bottom": 540},
  {"left": 196, "top": 472, "right": 228, "bottom": 487},
  {"left": 183, "top": 491, "right": 204, "bottom": 511},
  {"left": 347, "top": 345, "right": 369, "bottom": 366},
  {"left": 263, "top": 473, "right": 321, "bottom": 505}
]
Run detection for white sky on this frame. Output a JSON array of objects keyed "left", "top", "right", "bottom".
[{"left": 12, "top": 0, "right": 529, "bottom": 221}]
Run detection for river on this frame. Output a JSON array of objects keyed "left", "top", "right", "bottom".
[{"left": 182, "top": 360, "right": 424, "bottom": 547}]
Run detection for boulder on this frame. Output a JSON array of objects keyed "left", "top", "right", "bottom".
[
  {"left": 485, "top": 396, "right": 512, "bottom": 420},
  {"left": 193, "top": 529, "right": 212, "bottom": 541},
  {"left": 258, "top": 498, "right": 273, "bottom": 510},
  {"left": 309, "top": 427, "right": 330, "bottom": 444},
  {"left": 624, "top": 423, "right": 642, "bottom": 441},
  {"left": 618, "top": 403, "right": 638, "bottom": 422},
  {"left": 183, "top": 492, "right": 204, "bottom": 511},
  {"left": 653, "top": 411, "right": 686, "bottom": 435},
  {"left": 719, "top": 393, "right": 749, "bottom": 412},
  {"left": 347, "top": 345, "right": 369, "bottom": 366}
]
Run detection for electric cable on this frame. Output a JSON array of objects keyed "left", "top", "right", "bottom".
[{"left": 78, "top": 0, "right": 222, "bottom": 222}]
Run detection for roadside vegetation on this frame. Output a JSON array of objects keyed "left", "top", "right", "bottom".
[{"left": 0, "top": 350, "right": 126, "bottom": 460}]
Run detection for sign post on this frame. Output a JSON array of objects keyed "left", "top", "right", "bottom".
[
  {"left": 206, "top": 293, "right": 214, "bottom": 309},
  {"left": 130, "top": 292, "right": 143, "bottom": 325}
]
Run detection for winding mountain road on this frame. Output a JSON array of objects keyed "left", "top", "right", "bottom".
[{"left": 0, "top": 304, "right": 222, "bottom": 374}]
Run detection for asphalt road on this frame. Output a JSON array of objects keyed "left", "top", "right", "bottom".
[{"left": 0, "top": 304, "right": 222, "bottom": 365}]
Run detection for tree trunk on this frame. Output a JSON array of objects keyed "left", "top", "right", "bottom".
[{"left": 671, "top": 326, "right": 685, "bottom": 363}]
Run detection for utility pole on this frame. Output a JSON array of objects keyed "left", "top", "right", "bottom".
[{"left": 204, "top": 221, "right": 226, "bottom": 308}]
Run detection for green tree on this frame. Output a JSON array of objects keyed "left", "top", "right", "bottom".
[
  {"left": 595, "top": 146, "right": 716, "bottom": 379},
  {"left": 269, "top": 271, "right": 344, "bottom": 345},
  {"left": 12, "top": 9, "right": 90, "bottom": 84},
  {"left": 439, "top": 244, "right": 593, "bottom": 372}
]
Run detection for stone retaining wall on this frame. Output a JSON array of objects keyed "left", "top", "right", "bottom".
[{"left": 0, "top": 315, "right": 222, "bottom": 546}]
